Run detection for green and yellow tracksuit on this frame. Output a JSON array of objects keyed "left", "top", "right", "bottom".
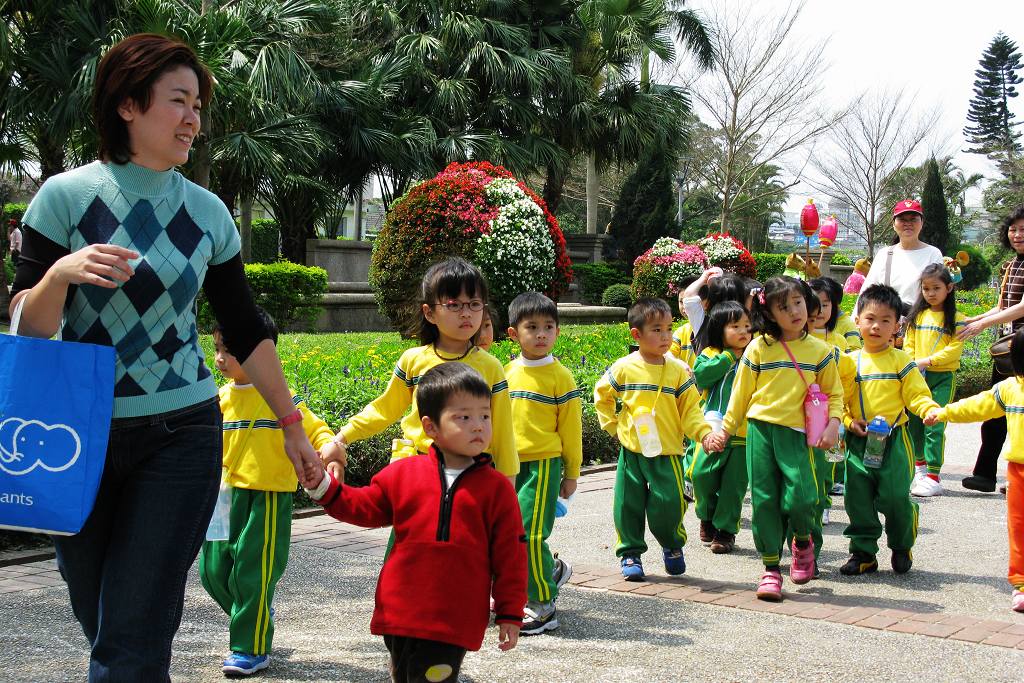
[
  {"left": 505, "top": 355, "right": 583, "bottom": 604},
  {"left": 199, "top": 384, "right": 334, "bottom": 655},
  {"left": 904, "top": 309, "right": 966, "bottom": 475},
  {"left": 595, "top": 353, "right": 711, "bottom": 558},
  {"left": 834, "top": 313, "right": 863, "bottom": 351},
  {"left": 671, "top": 322, "right": 700, "bottom": 477},
  {"left": 690, "top": 347, "right": 747, "bottom": 534},
  {"left": 722, "top": 335, "right": 844, "bottom": 567},
  {"left": 843, "top": 348, "right": 939, "bottom": 556}
]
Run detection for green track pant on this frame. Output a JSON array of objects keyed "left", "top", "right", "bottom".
[
  {"left": 516, "top": 458, "right": 562, "bottom": 603},
  {"left": 689, "top": 439, "right": 747, "bottom": 534},
  {"left": 747, "top": 419, "right": 820, "bottom": 567},
  {"left": 784, "top": 445, "right": 830, "bottom": 561},
  {"left": 907, "top": 370, "right": 955, "bottom": 475},
  {"left": 613, "top": 447, "right": 688, "bottom": 557},
  {"left": 199, "top": 488, "right": 292, "bottom": 655},
  {"left": 844, "top": 425, "right": 919, "bottom": 556},
  {"left": 682, "top": 439, "right": 696, "bottom": 481}
]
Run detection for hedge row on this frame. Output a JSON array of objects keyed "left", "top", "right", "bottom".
[{"left": 197, "top": 261, "right": 328, "bottom": 332}]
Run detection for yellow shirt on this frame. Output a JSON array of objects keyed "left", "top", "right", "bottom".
[
  {"left": 670, "top": 322, "right": 697, "bottom": 368},
  {"left": 845, "top": 347, "right": 940, "bottom": 429},
  {"left": 722, "top": 334, "right": 844, "bottom": 434},
  {"left": 811, "top": 328, "right": 850, "bottom": 352},
  {"left": 693, "top": 347, "right": 747, "bottom": 438},
  {"left": 904, "top": 309, "right": 967, "bottom": 372},
  {"left": 504, "top": 356, "right": 584, "bottom": 479},
  {"left": 340, "top": 345, "right": 519, "bottom": 476},
  {"left": 594, "top": 352, "right": 710, "bottom": 455},
  {"left": 940, "top": 377, "right": 1024, "bottom": 464},
  {"left": 220, "top": 385, "right": 335, "bottom": 492},
  {"left": 812, "top": 331, "right": 858, "bottom": 406},
  {"left": 834, "top": 313, "right": 862, "bottom": 350}
]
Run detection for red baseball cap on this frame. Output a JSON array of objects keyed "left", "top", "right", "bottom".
[{"left": 893, "top": 199, "right": 923, "bottom": 217}]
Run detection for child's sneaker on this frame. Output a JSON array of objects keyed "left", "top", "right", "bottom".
[
  {"left": 222, "top": 652, "right": 269, "bottom": 676},
  {"left": 891, "top": 549, "right": 913, "bottom": 574},
  {"left": 522, "top": 601, "right": 559, "bottom": 635},
  {"left": 683, "top": 480, "right": 695, "bottom": 503},
  {"left": 840, "top": 552, "right": 878, "bottom": 575},
  {"left": 709, "top": 530, "right": 735, "bottom": 554},
  {"left": 662, "top": 547, "right": 686, "bottom": 575},
  {"left": 756, "top": 570, "right": 783, "bottom": 601},
  {"left": 911, "top": 475, "right": 943, "bottom": 497},
  {"left": 620, "top": 556, "right": 645, "bottom": 581},
  {"left": 1012, "top": 589, "right": 1024, "bottom": 613},
  {"left": 552, "top": 556, "right": 573, "bottom": 590},
  {"left": 789, "top": 539, "right": 815, "bottom": 584},
  {"left": 830, "top": 482, "right": 845, "bottom": 496},
  {"left": 821, "top": 508, "right": 830, "bottom": 526},
  {"left": 699, "top": 520, "right": 715, "bottom": 544}
]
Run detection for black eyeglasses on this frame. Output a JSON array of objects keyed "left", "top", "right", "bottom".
[{"left": 435, "top": 300, "right": 485, "bottom": 313}]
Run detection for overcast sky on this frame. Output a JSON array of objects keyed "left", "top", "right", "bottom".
[{"left": 684, "top": 0, "right": 1024, "bottom": 212}]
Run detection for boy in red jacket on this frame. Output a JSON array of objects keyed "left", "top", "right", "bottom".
[{"left": 305, "top": 362, "right": 527, "bottom": 681}]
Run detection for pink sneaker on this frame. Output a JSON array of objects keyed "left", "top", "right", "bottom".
[
  {"left": 1012, "top": 589, "right": 1024, "bottom": 613},
  {"left": 790, "top": 539, "right": 815, "bottom": 585},
  {"left": 756, "top": 570, "right": 783, "bottom": 602}
]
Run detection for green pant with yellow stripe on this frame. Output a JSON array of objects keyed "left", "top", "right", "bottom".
[
  {"left": 747, "top": 419, "right": 820, "bottom": 567},
  {"left": 613, "top": 447, "right": 688, "bottom": 557},
  {"left": 199, "top": 488, "right": 292, "bottom": 655},
  {"left": 844, "top": 424, "right": 919, "bottom": 556},
  {"left": 907, "top": 370, "right": 955, "bottom": 475},
  {"left": 689, "top": 438, "right": 747, "bottom": 534},
  {"left": 516, "top": 458, "right": 562, "bottom": 603}
]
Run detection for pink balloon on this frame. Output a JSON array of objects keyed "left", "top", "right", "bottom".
[
  {"left": 800, "top": 199, "right": 819, "bottom": 237},
  {"left": 819, "top": 215, "right": 838, "bottom": 248}
]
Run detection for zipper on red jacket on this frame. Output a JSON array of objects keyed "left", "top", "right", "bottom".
[{"left": 435, "top": 455, "right": 484, "bottom": 542}]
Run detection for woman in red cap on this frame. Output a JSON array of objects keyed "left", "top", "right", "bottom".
[{"left": 856, "top": 199, "right": 945, "bottom": 312}]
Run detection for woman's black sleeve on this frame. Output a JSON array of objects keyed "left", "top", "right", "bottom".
[
  {"left": 202, "top": 254, "right": 272, "bottom": 364},
  {"left": 11, "top": 227, "right": 74, "bottom": 301}
]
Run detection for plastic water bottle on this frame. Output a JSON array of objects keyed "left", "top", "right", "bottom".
[
  {"left": 704, "top": 409, "right": 724, "bottom": 434},
  {"left": 826, "top": 424, "right": 846, "bottom": 463},
  {"left": 555, "top": 493, "right": 576, "bottom": 518},
  {"left": 863, "top": 416, "right": 890, "bottom": 469},
  {"left": 206, "top": 477, "right": 232, "bottom": 541},
  {"left": 804, "top": 383, "right": 829, "bottom": 447},
  {"left": 633, "top": 407, "right": 662, "bottom": 458}
]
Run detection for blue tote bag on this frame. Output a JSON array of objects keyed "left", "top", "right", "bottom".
[{"left": 0, "top": 300, "right": 114, "bottom": 535}]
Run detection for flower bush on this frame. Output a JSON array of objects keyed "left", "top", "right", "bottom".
[
  {"left": 369, "top": 161, "right": 572, "bottom": 331},
  {"left": 631, "top": 237, "right": 708, "bottom": 300},
  {"left": 697, "top": 232, "right": 757, "bottom": 278}
]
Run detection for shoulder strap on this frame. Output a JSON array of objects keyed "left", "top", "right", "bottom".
[
  {"left": 884, "top": 247, "right": 894, "bottom": 287},
  {"left": 999, "top": 260, "right": 1014, "bottom": 311},
  {"left": 779, "top": 339, "right": 809, "bottom": 389}
]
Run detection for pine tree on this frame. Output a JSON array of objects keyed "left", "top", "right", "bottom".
[
  {"left": 609, "top": 148, "right": 679, "bottom": 265},
  {"left": 964, "top": 33, "right": 1023, "bottom": 169},
  {"left": 920, "top": 158, "right": 950, "bottom": 255}
]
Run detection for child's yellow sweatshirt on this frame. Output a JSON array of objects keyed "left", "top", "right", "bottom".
[
  {"left": 504, "top": 355, "right": 583, "bottom": 479},
  {"left": 904, "top": 309, "right": 967, "bottom": 372},
  {"left": 670, "top": 322, "right": 697, "bottom": 368},
  {"left": 722, "top": 334, "right": 844, "bottom": 435},
  {"left": 844, "top": 347, "right": 940, "bottom": 429},
  {"left": 339, "top": 345, "right": 519, "bottom": 476},
  {"left": 812, "top": 330, "right": 858, "bottom": 406},
  {"left": 220, "top": 385, "right": 335, "bottom": 492},
  {"left": 594, "top": 352, "right": 710, "bottom": 454},
  {"left": 834, "top": 313, "right": 862, "bottom": 350},
  {"left": 939, "top": 377, "right": 1024, "bottom": 464},
  {"left": 811, "top": 328, "right": 850, "bottom": 352}
]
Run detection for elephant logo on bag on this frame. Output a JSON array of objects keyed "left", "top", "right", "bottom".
[{"left": 0, "top": 417, "right": 82, "bottom": 476}]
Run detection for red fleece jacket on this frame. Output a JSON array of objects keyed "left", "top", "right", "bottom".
[{"left": 316, "top": 446, "right": 527, "bottom": 651}]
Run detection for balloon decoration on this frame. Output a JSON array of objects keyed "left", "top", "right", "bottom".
[
  {"left": 800, "top": 198, "right": 820, "bottom": 265},
  {"left": 816, "top": 214, "right": 839, "bottom": 271}
]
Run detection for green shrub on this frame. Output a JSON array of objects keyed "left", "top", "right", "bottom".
[
  {"left": 198, "top": 262, "right": 327, "bottom": 332},
  {"left": 250, "top": 218, "right": 280, "bottom": 264},
  {"left": 574, "top": 262, "right": 631, "bottom": 304},
  {"left": 3, "top": 256, "right": 13, "bottom": 283},
  {"left": 602, "top": 283, "right": 632, "bottom": 308},
  {"left": 752, "top": 253, "right": 787, "bottom": 281},
  {"left": 830, "top": 252, "right": 852, "bottom": 266},
  {"left": 955, "top": 363, "right": 993, "bottom": 401},
  {"left": 955, "top": 244, "right": 992, "bottom": 291},
  {"left": 581, "top": 407, "right": 618, "bottom": 465},
  {"left": 2, "top": 203, "right": 27, "bottom": 221}
]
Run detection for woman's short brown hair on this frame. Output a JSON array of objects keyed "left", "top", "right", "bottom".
[{"left": 94, "top": 33, "right": 213, "bottom": 164}]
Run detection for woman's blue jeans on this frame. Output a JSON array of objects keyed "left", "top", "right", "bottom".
[{"left": 53, "top": 398, "right": 222, "bottom": 682}]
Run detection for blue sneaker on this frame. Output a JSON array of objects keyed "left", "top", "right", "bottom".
[
  {"left": 222, "top": 652, "right": 269, "bottom": 676},
  {"left": 663, "top": 547, "right": 686, "bottom": 575},
  {"left": 620, "top": 556, "right": 645, "bottom": 581}
]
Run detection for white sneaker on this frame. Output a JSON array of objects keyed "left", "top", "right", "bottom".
[
  {"left": 821, "top": 508, "right": 830, "bottom": 526},
  {"left": 830, "top": 482, "right": 845, "bottom": 496},
  {"left": 911, "top": 475, "right": 943, "bottom": 497},
  {"left": 552, "top": 556, "right": 573, "bottom": 590},
  {"left": 915, "top": 463, "right": 927, "bottom": 476}
]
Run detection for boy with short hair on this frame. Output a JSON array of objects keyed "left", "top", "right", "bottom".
[
  {"left": 504, "top": 292, "right": 582, "bottom": 635},
  {"left": 199, "top": 308, "right": 338, "bottom": 677},
  {"left": 840, "top": 285, "right": 940, "bottom": 576},
  {"left": 595, "top": 298, "right": 719, "bottom": 581},
  {"left": 305, "top": 362, "right": 527, "bottom": 680}
]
